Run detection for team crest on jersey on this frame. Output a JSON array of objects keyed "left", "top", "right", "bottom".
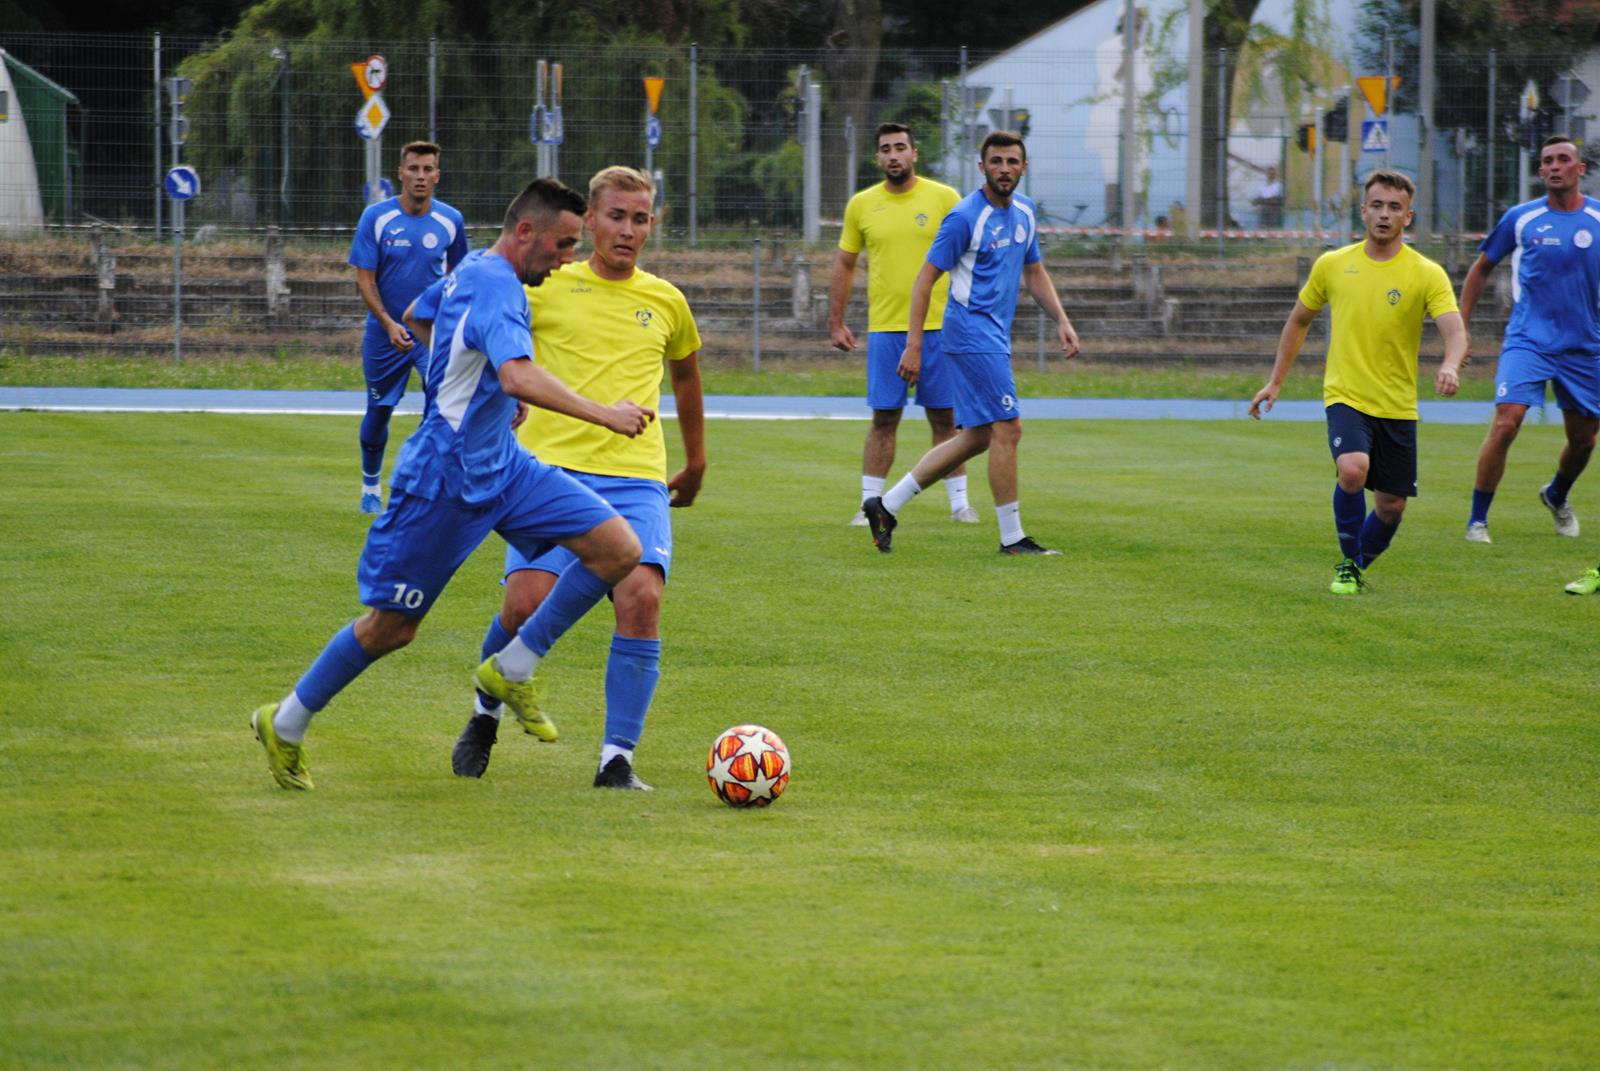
[
  {"left": 423, "top": 233, "right": 439, "bottom": 249},
  {"left": 636, "top": 308, "right": 654, "bottom": 328},
  {"left": 1386, "top": 288, "right": 1401, "bottom": 305},
  {"left": 1578, "top": 229, "right": 1594, "bottom": 249},
  {"left": 915, "top": 212, "right": 928, "bottom": 227}
]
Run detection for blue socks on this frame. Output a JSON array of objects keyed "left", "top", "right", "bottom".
[
  {"left": 516, "top": 563, "right": 612, "bottom": 658},
  {"left": 360, "top": 403, "right": 395, "bottom": 483},
  {"left": 1333, "top": 485, "right": 1366, "bottom": 561},
  {"left": 294, "top": 623, "right": 378, "bottom": 712},
  {"left": 1546, "top": 471, "right": 1575, "bottom": 506},
  {"left": 604, "top": 635, "right": 661, "bottom": 750},
  {"left": 1357, "top": 511, "right": 1400, "bottom": 568},
  {"left": 1470, "top": 488, "right": 1495, "bottom": 525}
]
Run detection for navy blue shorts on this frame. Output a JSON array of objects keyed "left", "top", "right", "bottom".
[{"left": 1326, "top": 402, "right": 1418, "bottom": 498}]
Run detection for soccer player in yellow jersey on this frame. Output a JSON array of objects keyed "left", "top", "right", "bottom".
[
  {"left": 453, "top": 166, "right": 706, "bottom": 789},
  {"left": 829, "top": 123, "right": 975, "bottom": 526},
  {"left": 1250, "top": 170, "right": 1468, "bottom": 595}
]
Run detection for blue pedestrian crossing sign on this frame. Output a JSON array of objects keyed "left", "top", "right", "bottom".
[
  {"left": 645, "top": 116, "right": 662, "bottom": 149},
  {"left": 164, "top": 165, "right": 200, "bottom": 200},
  {"left": 1361, "top": 118, "right": 1390, "bottom": 154}
]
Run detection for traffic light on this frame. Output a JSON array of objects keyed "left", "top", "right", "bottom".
[
  {"left": 1322, "top": 99, "right": 1348, "bottom": 143},
  {"left": 1296, "top": 122, "right": 1317, "bottom": 154}
]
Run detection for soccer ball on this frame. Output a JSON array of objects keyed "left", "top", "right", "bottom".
[{"left": 706, "top": 724, "right": 791, "bottom": 807}]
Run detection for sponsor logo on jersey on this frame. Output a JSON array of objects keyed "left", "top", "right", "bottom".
[
  {"left": 1386, "top": 288, "right": 1401, "bottom": 305},
  {"left": 1540, "top": 236, "right": 1563, "bottom": 246},
  {"left": 388, "top": 226, "right": 406, "bottom": 236},
  {"left": 1537, "top": 223, "right": 1554, "bottom": 233}
]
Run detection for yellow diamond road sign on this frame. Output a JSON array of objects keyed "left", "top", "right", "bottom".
[{"left": 356, "top": 94, "right": 391, "bottom": 140}]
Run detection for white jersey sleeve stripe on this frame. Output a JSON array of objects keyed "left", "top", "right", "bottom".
[
  {"left": 429, "top": 210, "right": 458, "bottom": 246},
  {"left": 948, "top": 204, "right": 993, "bottom": 307},
  {"left": 1510, "top": 205, "right": 1547, "bottom": 306},
  {"left": 437, "top": 307, "right": 484, "bottom": 432},
  {"left": 372, "top": 207, "right": 402, "bottom": 247}
]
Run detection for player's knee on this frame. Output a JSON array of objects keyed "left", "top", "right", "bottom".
[
  {"left": 1376, "top": 495, "right": 1407, "bottom": 523},
  {"left": 1488, "top": 412, "right": 1524, "bottom": 444},
  {"left": 589, "top": 519, "right": 642, "bottom": 582},
  {"left": 871, "top": 409, "right": 902, "bottom": 432},
  {"left": 614, "top": 575, "right": 663, "bottom": 634},
  {"left": 500, "top": 578, "right": 543, "bottom": 631},
  {"left": 1335, "top": 457, "right": 1368, "bottom": 490},
  {"left": 356, "top": 609, "right": 419, "bottom": 656},
  {"left": 991, "top": 420, "right": 1022, "bottom": 448}
]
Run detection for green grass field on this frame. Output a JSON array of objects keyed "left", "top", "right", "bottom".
[{"left": 2, "top": 411, "right": 1596, "bottom": 1069}]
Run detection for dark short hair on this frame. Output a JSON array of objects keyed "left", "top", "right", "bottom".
[
  {"left": 502, "top": 177, "right": 586, "bottom": 231},
  {"left": 876, "top": 122, "right": 914, "bottom": 148},
  {"left": 1363, "top": 169, "right": 1415, "bottom": 198},
  {"left": 980, "top": 130, "right": 1026, "bottom": 162},
  {"left": 400, "top": 140, "right": 441, "bottom": 161},
  {"left": 1542, "top": 133, "right": 1577, "bottom": 149}
]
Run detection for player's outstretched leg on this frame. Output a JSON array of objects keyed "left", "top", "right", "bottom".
[{"left": 1565, "top": 565, "right": 1600, "bottom": 595}]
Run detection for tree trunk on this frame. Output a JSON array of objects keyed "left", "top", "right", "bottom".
[
  {"left": 820, "top": 0, "right": 883, "bottom": 217},
  {"left": 1200, "top": 0, "right": 1260, "bottom": 230}
]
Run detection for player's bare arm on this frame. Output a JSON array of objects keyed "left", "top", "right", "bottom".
[
  {"left": 401, "top": 298, "right": 432, "bottom": 351},
  {"left": 1433, "top": 310, "right": 1469, "bottom": 397},
  {"left": 667, "top": 352, "right": 707, "bottom": 507},
  {"left": 357, "top": 267, "right": 413, "bottom": 351},
  {"left": 828, "top": 250, "right": 860, "bottom": 351},
  {"left": 1250, "top": 300, "right": 1320, "bottom": 418},
  {"left": 498, "top": 358, "right": 654, "bottom": 437},
  {"left": 1022, "top": 260, "right": 1079, "bottom": 358},
  {"left": 1457, "top": 253, "right": 1495, "bottom": 365},
  {"left": 899, "top": 260, "right": 945, "bottom": 383}
]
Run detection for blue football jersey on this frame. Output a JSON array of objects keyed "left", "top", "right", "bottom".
[
  {"left": 389, "top": 251, "right": 535, "bottom": 505},
  {"left": 349, "top": 197, "right": 469, "bottom": 323},
  {"left": 925, "top": 188, "right": 1042, "bottom": 354},
  {"left": 1480, "top": 197, "right": 1600, "bottom": 356}
]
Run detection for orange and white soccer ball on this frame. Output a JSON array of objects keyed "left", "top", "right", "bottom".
[{"left": 706, "top": 724, "right": 791, "bottom": 807}]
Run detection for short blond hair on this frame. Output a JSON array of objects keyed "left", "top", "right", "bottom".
[{"left": 588, "top": 165, "right": 655, "bottom": 204}]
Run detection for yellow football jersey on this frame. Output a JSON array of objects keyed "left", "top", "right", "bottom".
[
  {"left": 1299, "top": 242, "right": 1458, "bottom": 419},
  {"left": 518, "top": 260, "right": 701, "bottom": 481},
  {"left": 839, "top": 177, "right": 960, "bottom": 332}
]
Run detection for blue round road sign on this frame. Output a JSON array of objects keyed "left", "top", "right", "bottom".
[
  {"left": 645, "top": 116, "right": 662, "bottom": 149},
  {"left": 164, "top": 165, "right": 200, "bottom": 201}
]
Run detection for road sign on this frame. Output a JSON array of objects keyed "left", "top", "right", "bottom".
[
  {"left": 164, "top": 165, "right": 200, "bottom": 200},
  {"left": 1357, "top": 75, "right": 1401, "bottom": 117},
  {"left": 645, "top": 115, "right": 662, "bottom": 148},
  {"left": 547, "top": 106, "right": 564, "bottom": 146},
  {"left": 1520, "top": 79, "right": 1540, "bottom": 121},
  {"left": 364, "top": 177, "right": 393, "bottom": 204},
  {"left": 529, "top": 104, "right": 546, "bottom": 145},
  {"left": 1361, "top": 118, "right": 1390, "bottom": 154},
  {"left": 352, "top": 55, "right": 386, "bottom": 100},
  {"left": 356, "top": 94, "right": 391, "bottom": 140},
  {"left": 643, "top": 76, "right": 665, "bottom": 115}
]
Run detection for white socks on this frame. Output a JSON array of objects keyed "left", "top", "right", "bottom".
[
  {"left": 474, "top": 693, "right": 503, "bottom": 720},
  {"left": 273, "top": 693, "right": 314, "bottom": 744},
  {"left": 945, "top": 474, "right": 970, "bottom": 513},
  {"left": 494, "top": 637, "right": 540, "bottom": 681},
  {"left": 861, "top": 475, "right": 885, "bottom": 503},
  {"left": 996, "top": 501, "right": 1024, "bottom": 545},
  {"left": 883, "top": 473, "right": 923, "bottom": 515},
  {"left": 600, "top": 744, "right": 633, "bottom": 768}
]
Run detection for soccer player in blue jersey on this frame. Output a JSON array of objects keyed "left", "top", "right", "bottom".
[
  {"left": 862, "top": 131, "right": 1079, "bottom": 555},
  {"left": 349, "top": 141, "right": 469, "bottom": 514},
  {"left": 451, "top": 166, "right": 706, "bottom": 791},
  {"left": 1459, "top": 135, "right": 1600, "bottom": 543},
  {"left": 250, "top": 178, "right": 655, "bottom": 791}
]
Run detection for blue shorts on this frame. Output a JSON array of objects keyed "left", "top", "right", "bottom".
[
  {"left": 363, "top": 319, "right": 426, "bottom": 408},
  {"left": 1326, "top": 402, "right": 1418, "bottom": 498},
  {"left": 357, "top": 454, "right": 617, "bottom": 617},
  {"left": 867, "top": 330, "right": 954, "bottom": 411},
  {"left": 1494, "top": 346, "right": 1600, "bottom": 416},
  {"left": 505, "top": 471, "right": 673, "bottom": 582},
  {"left": 948, "top": 350, "right": 1021, "bottom": 428}
]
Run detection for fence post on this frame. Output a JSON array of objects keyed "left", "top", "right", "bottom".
[
  {"left": 265, "top": 226, "right": 290, "bottom": 328},
  {"left": 1486, "top": 50, "right": 1497, "bottom": 233},
  {"left": 790, "top": 250, "right": 811, "bottom": 322},
  {"left": 428, "top": 38, "right": 438, "bottom": 144},
  {"left": 1215, "top": 48, "right": 1227, "bottom": 263},
  {"left": 752, "top": 238, "right": 762, "bottom": 372},
  {"left": 153, "top": 33, "right": 162, "bottom": 240},
  {"left": 91, "top": 225, "right": 116, "bottom": 332},
  {"left": 689, "top": 43, "right": 698, "bottom": 249}
]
